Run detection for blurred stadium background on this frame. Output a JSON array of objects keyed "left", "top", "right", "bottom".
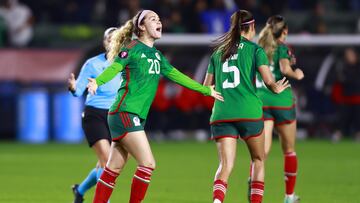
[{"left": 0, "top": 0, "right": 360, "bottom": 202}]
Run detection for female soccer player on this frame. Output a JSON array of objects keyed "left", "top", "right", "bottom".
[
  {"left": 257, "top": 15, "right": 304, "bottom": 203},
  {"left": 203, "top": 10, "right": 289, "bottom": 203},
  {"left": 86, "top": 10, "right": 223, "bottom": 203},
  {"left": 68, "top": 27, "right": 119, "bottom": 203}
]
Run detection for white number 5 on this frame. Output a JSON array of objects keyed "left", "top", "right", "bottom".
[{"left": 222, "top": 54, "right": 240, "bottom": 89}]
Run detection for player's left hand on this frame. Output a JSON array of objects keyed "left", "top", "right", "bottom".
[{"left": 210, "top": 85, "right": 224, "bottom": 102}]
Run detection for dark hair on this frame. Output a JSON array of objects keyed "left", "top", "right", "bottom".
[{"left": 214, "top": 10, "right": 254, "bottom": 62}]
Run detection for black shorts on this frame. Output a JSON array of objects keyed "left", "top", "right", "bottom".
[{"left": 82, "top": 106, "right": 111, "bottom": 147}]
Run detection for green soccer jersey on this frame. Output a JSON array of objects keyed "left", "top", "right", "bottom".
[
  {"left": 95, "top": 39, "right": 211, "bottom": 119},
  {"left": 256, "top": 43, "right": 294, "bottom": 107},
  {"left": 208, "top": 37, "right": 269, "bottom": 123}
]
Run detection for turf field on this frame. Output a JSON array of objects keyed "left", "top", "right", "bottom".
[{"left": 0, "top": 140, "right": 359, "bottom": 203}]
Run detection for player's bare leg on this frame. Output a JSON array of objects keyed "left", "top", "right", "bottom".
[
  {"left": 213, "top": 138, "right": 237, "bottom": 203},
  {"left": 120, "top": 131, "right": 155, "bottom": 203},
  {"left": 245, "top": 132, "right": 265, "bottom": 203},
  {"left": 276, "top": 121, "right": 299, "bottom": 203}
]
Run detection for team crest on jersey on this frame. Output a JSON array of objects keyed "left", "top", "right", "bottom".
[
  {"left": 133, "top": 116, "right": 141, "bottom": 126},
  {"left": 119, "top": 51, "right": 128, "bottom": 59},
  {"left": 155, "top": 52, "right": 161, "bottom": 60}
]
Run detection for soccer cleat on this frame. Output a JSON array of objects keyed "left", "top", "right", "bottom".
[
  {"left": 72, "top": 184, "right": 84, "bottom": 203},
  {"left": 284, "top": 194, "right": 300, "bottom": 203}
]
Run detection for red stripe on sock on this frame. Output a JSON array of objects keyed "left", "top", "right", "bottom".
[
  {"left": 250, "top": 181, "right": 264, "bottom": 203},
  {"left": 93, "top": 167, "right": 119, "bottom": 203},
  {"left": 213, "top": 179, "right": 227, "bottom": 202},
  {"left": 129, "top": 166, "right": 154, "bottom": 203}
]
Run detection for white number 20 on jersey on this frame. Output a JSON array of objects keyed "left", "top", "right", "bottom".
[
  {"left": 148, "top": 59, "right": 160, "bottom": 74},
  {"left": 222, "top": 54, "right": 240, "bottom": 88}
]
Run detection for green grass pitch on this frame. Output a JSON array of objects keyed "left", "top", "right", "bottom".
[{"left": 0, "top": 140, "right": 359, "bottom": 202}]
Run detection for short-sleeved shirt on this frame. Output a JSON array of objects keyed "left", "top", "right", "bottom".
[
  {"left": 106, "top": 40, "right": 174, "bottom": 119},
  {"left": 71, "top": 53, "right": 121, "bottom": 110},
  {"left": 256, "top": 43, "right": 295, "bottom": 107},
  {"left": 208, "top": 37, "right": 269, "bottom": 124}
]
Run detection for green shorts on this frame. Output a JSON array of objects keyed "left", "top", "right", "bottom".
[
  {"left": 211, "top": 119, "right": 264, "bottom": 140},
  {"left": 107, "top": 111, "right": 146, "bottom": 141},
  {"left": 263, "top": 105, "right": 296, "bottom": 126}
]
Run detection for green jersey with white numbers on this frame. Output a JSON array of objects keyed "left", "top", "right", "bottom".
[
  {"left": 96, "top": 39, "right": 211, "bottom": 119},
  {"left": 256, "top": 43, "right": 295, "bottom": 107},
  {"left": 208, "top": 37, "right": 269, "bottom": 124}
]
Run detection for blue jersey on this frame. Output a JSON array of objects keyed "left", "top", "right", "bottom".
[{"left": 71, "top": 53, "right": 122, "bottom": 109}]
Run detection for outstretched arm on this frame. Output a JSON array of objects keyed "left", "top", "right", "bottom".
[
  {"left": 87, "top": 62, "right": 124, "bottom": 95},
  {"left": 164, "top": 68, "right": 223, "bottom": 101}
]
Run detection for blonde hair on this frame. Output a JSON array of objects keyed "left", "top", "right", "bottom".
[
  {"left": 107, "top": 20, "right": 134, "bottom": 62},
  {"left": 107, "top": 11, "right": 146, "bottom": 62},
  {"left": 258, "top": 15, "right": 287, "bottom": 62}
]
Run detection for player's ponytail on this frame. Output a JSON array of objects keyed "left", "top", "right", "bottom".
[
  {"left": 107, "top": 20, "right": 134, "bottom": 62},
  {"left": 258, "top": 23, "right": 276, "bottom": 62},
  {"left": 258, "top": 15, "right": 287, "bottom": 62},
  {"left": 214, "top": 10, "right": 254, "bottom": 62}
]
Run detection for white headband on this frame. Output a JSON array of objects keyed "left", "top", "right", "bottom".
[
  {"left": 104, "top": 27, "right": 117, "bottom": 38},
  {"left": 133, "top": 10, "right": 152, "bottom": 28}
]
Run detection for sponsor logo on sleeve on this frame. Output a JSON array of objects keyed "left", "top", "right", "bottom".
[{"left": 119, "top": 51, "right": 128, "bottom": 59}]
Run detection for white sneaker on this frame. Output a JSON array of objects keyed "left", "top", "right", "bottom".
[
  {"left": 213, "top": 199, "right": 222, "bottom": 203},
  {"left": 284, "top": 194, "right": 300, "bottom": 203}
]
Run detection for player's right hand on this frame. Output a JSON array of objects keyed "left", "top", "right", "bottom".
[
  {"left": 273, "top": 77, "right": 290, "bottom": 94},
  {"left": 68, "top": 73, "right": 76, "bottom": 92},
  {"left": 87, "top": 78, "right": 98, "bottom": 95},
  {"left": 210, "top": 85, "right": 224, "bottom": 102}
]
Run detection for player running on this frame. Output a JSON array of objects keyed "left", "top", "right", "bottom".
[
  {"left": 203, "top": 10, "right": 289, "bottom": 203},
  {"left": 68, "top": 27, "right": 119, "bottom": 203},
  {"left": 256, "top": 15, "right": 304, "bottom": 203},
  {"left": 87, "top": 10, "right": 223, "bottom": 203}
]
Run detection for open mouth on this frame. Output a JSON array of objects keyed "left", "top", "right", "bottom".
[{"left": 156, "top": 27, "right": 162, "bottom": 32}]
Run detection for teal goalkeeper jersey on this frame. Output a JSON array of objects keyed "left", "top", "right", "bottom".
[
  {"left": 256, "top": 43, "right": 295, "bottom": 107},
  {"left": 96, "top": 39, "right": 211, "bottom": 119},
  {"left": 208, "top": 37, "right": 269, "bottom": 123}
]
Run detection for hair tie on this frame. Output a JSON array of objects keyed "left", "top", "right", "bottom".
[{"left": 241, "top": 19, "right": 255, "bottom": 25}]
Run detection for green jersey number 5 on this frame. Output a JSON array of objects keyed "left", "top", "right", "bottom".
[{"left": 222, "top": 54, "right": 240, "bottom": 89}]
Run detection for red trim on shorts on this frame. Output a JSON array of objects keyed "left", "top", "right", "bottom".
[
  {"left": 210, "top": 117, "right": 263, "bottom": 125},
  {"left": 275, "top": 119, "right": 296, "bottom": 126},
  {"left": 263, "top": 104, "right": 295, "bottom": 110},
  {"left": 126, "top": 113, "right": 132, "bottom": 127},
  {"left": 109, "top": 67, "right": 130, "bottom": 115},
  {"left": 121, "top": 112, "right": 130, "bottom": 127},
  {"left": 112, "top": 132, "right": 128, "bottom": 141},
  {"left": 119, "top": 112, "right": 127, "bottom": 127},
  {"left": 210, "top": 135, "right": 239, "bottom": 140},
  {"left": 264, "top": 118, "right": 275, "bottom": 121},
  {"left": 242, "top": 128, "right": 264, "bottom": 141}
]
